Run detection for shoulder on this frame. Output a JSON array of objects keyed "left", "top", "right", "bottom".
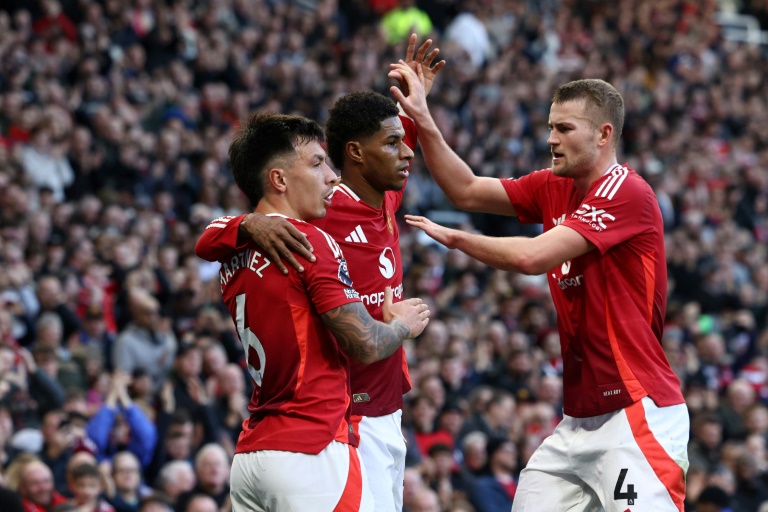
[
  {"left": 301, "top": 223, "right": 344, "bottom": 261},
  {"left": 502, "top": 168, "right": 560, "bottom": 185},
  {"left": 589, "top": 166, "right": 652, "bottom": 202}
]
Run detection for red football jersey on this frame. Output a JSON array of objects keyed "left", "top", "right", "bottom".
[
  {"left": 500, "top": 165, "right": 684, "bottom": 417},
  {"left": 214, "top": 217, "right": 362, "bottom": 454},
  {"left": 196, "top": 116, "right": 418, "bottom": 417}
]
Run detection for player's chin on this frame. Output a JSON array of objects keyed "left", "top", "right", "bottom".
[
  {"left": 389, "top": 177, "right": 406, "bottom": 190},
  {"left": 551, "top": 163, "right": 567, "bottom": 176}
]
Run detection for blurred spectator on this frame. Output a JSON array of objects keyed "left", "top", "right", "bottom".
[
  {"left": 174, "top": 444, "right": 229, "bottom": 512},
  {"left": 86, "top": 372, "right": 157, "bottom": 469},
  {"left": 104, "top": 451, "right": 152, "bottom": 512},
  {"left": 696, "top": 485, "right": 734, "bottom": 512},
  {"left": 467, "top": 437, "right": 517, "bottom": 512},
  {"left": 155, "top": 460, "right": 195, "bottom": 505},
  {"left": 111, "top": 291, "right": 176, "bottom": 392},
  {"left": 65, "top": 463, "right": 114, "bottom": 512},
  {"left": 409, "top": 486, "right": 441, "bottom": 512},
  {"left": 180, "top": 494, "right": 217, "bottom": 512},
  {"left": 381, "top": 0, "right": 433, "bottom": 44},
  {"left": 458, "top": 390, "right": 515, "bottom": 441},
  {"left": 18, "top": 459, "right": 68, "bottom": 511}
]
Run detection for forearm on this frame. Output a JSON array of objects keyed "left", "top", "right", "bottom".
[
  {"left": 411, "top": 114, "right": 480, "bottom": 210},
  {"left": 450, "top": 231, "right": 538, "bottom": 275},
  {"left": 322, "top": 303, "right": 409, "bottom": 365}
]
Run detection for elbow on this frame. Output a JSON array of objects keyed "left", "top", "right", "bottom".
[
  {"left": 514, "top": 251, "right": 548, "bottom": 276},
  {"left": 450, "top": 193, "right": 482, "bottom": 213},
  {"left": 449, "top": 195, "right": 472, "bottom": 211}
]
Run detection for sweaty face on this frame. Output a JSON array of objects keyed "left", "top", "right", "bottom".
[
  {"left": 547, "top": 99, "right": 601, "bottom": 179},
  {"left": 358, "top": 117, "right": 414, "bottom": 193},
  {"left": 284, "top": 140, "right": 338, "bottom": 221}
]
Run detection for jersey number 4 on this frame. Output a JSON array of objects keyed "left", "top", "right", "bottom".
[
  {"left": 236, "top": 293, "right": 266, "bottom": 387},
  {"left": 613, "top": 468, "right": 637, "bottom": 505}
]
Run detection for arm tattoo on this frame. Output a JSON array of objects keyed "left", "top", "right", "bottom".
[{"left": 322, "top": 302, "right": 409, "bottom": 364}]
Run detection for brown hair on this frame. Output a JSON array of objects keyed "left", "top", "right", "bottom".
[{"left": 552, "top": 79, "right": 624, "bottom": 147}]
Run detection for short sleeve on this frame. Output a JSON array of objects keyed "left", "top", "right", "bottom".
[
  {"left": 499, "top": 170, "right": 551, "bottom": 224},
  {"left": 302, "top": 226, "right": 362, "bottom": 315},
  {"left": 563, "top": 171, "right": 653, "bottom": 254}
]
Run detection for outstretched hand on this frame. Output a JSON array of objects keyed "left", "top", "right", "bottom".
[
  {"left": 404, "top": 215, "right": 458, "bottom": 249},
  {"left": 389, "top": 33, "right": 446, "bottom": 97}
]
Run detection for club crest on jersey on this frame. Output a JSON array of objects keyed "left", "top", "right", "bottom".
[
  {"left": 338, "top": 258, "right": 353, "bottom": 287},
  {"left": 386, "top": 211, "right": 394, "bottom": 234}
]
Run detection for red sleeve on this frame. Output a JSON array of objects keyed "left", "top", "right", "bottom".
[
  {"left": 195, "top": 214, "right": 250, "bottom": 261},
  {"left": 498, "top": 170, "right": 551, "bottom": 224},
  {"left": 390, "top": 115, "right": 417, "bottom": 213},
  {"left": 563, "top": 173, "right": 653, "bottom": 254},
  {"left": 302, "top": 227, "right": 362, "bottom": 315}
]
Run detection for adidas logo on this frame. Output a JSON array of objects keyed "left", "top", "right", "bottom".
[{"left": 345, "top": 225, "right": 368, "bottom": 243}]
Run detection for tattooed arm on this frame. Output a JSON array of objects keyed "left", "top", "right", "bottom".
[{"left": 321, "top": 287, "right": 430, "bottom": 365}]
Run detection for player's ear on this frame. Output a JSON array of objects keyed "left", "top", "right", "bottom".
[
  {"left": 598, "top": 123, "right": 613, "bottom": 148},
  {"left": 268, "top": 167, "right": 287, "bottom": 192},
  {"left": 346, "top": 140, "right": 364, "bottom": 164}
]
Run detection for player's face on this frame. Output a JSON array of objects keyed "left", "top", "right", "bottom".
[
  {"left": 285, "top": 140, "right": 338, "bottom": 220},
  {"left": 547, "top": 99, "right": 601, "bottom": 179},
  {"left": 358, "top": 116, "right": 414, "bottom": 192}
]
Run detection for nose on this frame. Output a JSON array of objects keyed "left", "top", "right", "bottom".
[
  {"left": 400, "top": 141, "right": 414, "bottom": 161},
  {"left": 324, "top": 163, "right": 340, "bottom": 185},
  {"left": 547, "top": 129, "right": 558, "bottom": 147}
]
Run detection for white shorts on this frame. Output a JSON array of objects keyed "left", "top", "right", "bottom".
[
  {"left": 354, "top": 410, "right": 407, "bottom": 512},
  {"left": 512, "top": 397, "right": 689, "bottom": 512},
  {"left": 230, "top": 441, "right": 374, "bottom": 512}
]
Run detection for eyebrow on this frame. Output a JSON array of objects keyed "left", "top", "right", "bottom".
[{"left": 547, "top": 121, "right": 576, "bottom": 129}]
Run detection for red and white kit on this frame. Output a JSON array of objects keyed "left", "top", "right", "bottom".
[
  {"left": 502, "top": 165, "right": 688, "bottom": 512},
  {"left": 210, "top": 217, "right": 372, "bottom": 512}
]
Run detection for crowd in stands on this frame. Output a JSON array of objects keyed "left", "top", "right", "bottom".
[{"left": 0, "top": 0, "right": 767, "bottom": 511}]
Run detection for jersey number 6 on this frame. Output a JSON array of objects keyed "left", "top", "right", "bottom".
[{"left": 235, "top": 293, "right": 266, "bottom": 387}]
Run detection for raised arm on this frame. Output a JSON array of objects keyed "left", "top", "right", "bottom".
[
  {"left": 389, "top": 62, "right": 516, "bottom": 215},
  {"left": 405, "top": 215, "right": 594, "bottom": 275},
  {"left": 322, "top": 287, "right": 429, "bottom": 365}
]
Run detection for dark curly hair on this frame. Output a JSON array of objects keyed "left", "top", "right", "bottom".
[
  {"left": 229, "top": 113, "right": 324, "bottom": 207},
  {"left": 325, "top": 91, "right": 400, "bottom": 169}
]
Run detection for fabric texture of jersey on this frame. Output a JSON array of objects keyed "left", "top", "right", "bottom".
[
  {"left": 500, "top": 165, "right": 684, "bottom": 417},
  {"left": 214, "top": 218, "right": 361, "bottom": 454},
  {"left": 196, "top": 116, "right": 418, "bottom": 418}
]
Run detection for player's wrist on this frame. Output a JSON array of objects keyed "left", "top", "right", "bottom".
[{"left": 389, "top": 318, "right": 410, "bottom": 340}]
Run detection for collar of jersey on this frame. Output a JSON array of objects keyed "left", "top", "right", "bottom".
[
  {"left": 602, "top": 163, "right": 622, "bottom": 176},
  {"left": 263, "top": 213, "right": 306, "bottom": 223},
  {"left": 335, "top": 183, "right": 360, "bottom": 201}
]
